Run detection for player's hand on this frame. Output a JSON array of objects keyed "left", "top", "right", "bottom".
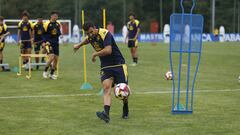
[
  {"left": 0, "top": 37, "right": 3, "bottom": 43},
  {"left": 73, "top": 44, "right": 80, "bottom": 53},
  {"left": 92, "top": 53, "right": 97, "bottom": 62}
]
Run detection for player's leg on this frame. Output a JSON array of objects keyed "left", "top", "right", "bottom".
[
  {"left": 43, "top": 53, "right": 54, "bottom": 78},
  {"left": 113, "top": 65, "right": 129, "bottom": 119},
  {"left": 132, "top": 40, "right": 138, "bottom": 64},
  {"left": 96, "top": 69, "right": 114, "bottom": 123},
  {"left": 49, "top": 55, "right": 58, "bottom": 79},
  {"left": 128, "top": 40, "right": 137, "bottom": 66},
  {"left": 96, "top": 78, "right": 113, "bottom": 123},
  {"left": 0, "top": 43, "right": 4, "bottom": 70},
  {"left": 41, "top": 46, "right": 47, "bottom": 63},
  {"left": 34, "top": 43, "right": 40, "bottom": 70}
]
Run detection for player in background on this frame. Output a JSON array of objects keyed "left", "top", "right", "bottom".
[
  {"left": 42, "top": 11, "right": 61, "bottom": 80},
  {"left": 32, "top": 16, "right": 44, "bottom": 70},
  {"left": 0, "top": 16, "right": 10, "bottom": 71},
  {"left": 126, "top": 12, "right": 140, "bottom": 66},
  {"left": 17, "top": 11, "right": 33, "bottom": 67}
]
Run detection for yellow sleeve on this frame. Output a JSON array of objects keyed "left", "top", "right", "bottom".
[
  {"left": 3, "top": 24, "right": 7, "bottom": 31},
  {"left": 43, "top": 21, "right": 50, "bottom": 32},
  {"left": 135, "top": 20, "right": 140, "bottom": 27},
  {"left": 29, "top": 21, "right": 34, "bottom": 30},
  {"left": 18, "top": 21, "right": 23, "bottom": 29}
]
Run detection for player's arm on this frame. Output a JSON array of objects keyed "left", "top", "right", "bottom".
[
  {"left": 29, "top": 22, "right": 34, "bottom": 43},
  {"left": 0, "top": 31, "right": 10, "bottom": 43},
  {"left": 134, "top": 27, "right": 140, "bottom": 41},
  {"left": 73, "top": 37, "right": 89, "bottom": 52},
  {"left": 134, "top": 21, "right": 141, "bottom": 40},
  {"left": 92, "top": 45, "right": 112, "bottom": 58}
]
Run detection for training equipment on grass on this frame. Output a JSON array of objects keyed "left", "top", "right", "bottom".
[
  {"left": 170, "top": 0, "right": 204, "bottom": 114},
  {"left": 79, "top": 10, "right": 93, "bottom": 90},
  {"left": 114, "top": 83, "right": 130, "bottom": 100},
  {"left": 165, "top": 71, "right": 173, "bottom": 80},
  {"left": 0, "top": 63, "right": 10, "bottom": 71},
  {"left": 79, "top": 9, "right": 107, "bottom": 91},
  {"left": 17, "top": 54, "right": 51, "bottom": 79}
]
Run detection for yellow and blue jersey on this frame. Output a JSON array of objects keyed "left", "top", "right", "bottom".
[
  {"left": 127, "top": 19, "right": 140, "bottom": 39},
  {"left": 33, "top": 22, "right": 44, "bottom": 42},
  {"left": 43, "top": 20, "right": 61, "bottom": 44},
  {"left": 0, "top": 24, "right": 8, "bottom": 42},
  {"left": 18, "top": 20, "right": 33, "bottom": 40},
  {"left": 87, "top": 28, "right": 125, "bottom": 68}
]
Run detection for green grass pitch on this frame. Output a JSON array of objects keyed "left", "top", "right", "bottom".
[{"left": 0, "top": 42, "right": 239, "bottom": 135}]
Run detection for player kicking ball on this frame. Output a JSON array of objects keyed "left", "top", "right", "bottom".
[{"left": 73, "top": 22, "right": 129, "bottom": 123}]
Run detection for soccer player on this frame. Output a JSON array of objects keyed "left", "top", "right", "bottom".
[
  {"left": 42, "top": 11, "right": 61, "bottom": 80},
  {"left": 0, "top": 16, "right": 10, "bottom": 71},
  {"left": 126, "top": 12, "right": 140, "bottom": 66},
  {"left": 73, "top": 22, "right": 129, "bottom": 123},
  {"left": 18, "top": 11, "right": 33, "bottom": 66},
  {"left": 32, "top": 16, "right": 44, "bottom": 70}
]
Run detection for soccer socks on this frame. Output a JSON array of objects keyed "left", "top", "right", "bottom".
[
  {"left": 44, "top": 66, "right": 49, "bottom": 72},
  {"left": 123, "top": 102, "right": 129, "bottom": 117},
  {"left": 0, "top": 60, "right": 4, "bottom": 70},
  {"left": 104, "top": 105, "right": 110, "bottom": 116},
  {"left": 50, "top": 68, "right": 55, "bottom": 75},
  {"left": 133, "top": 57, "right": 138, "bottom": 63}
]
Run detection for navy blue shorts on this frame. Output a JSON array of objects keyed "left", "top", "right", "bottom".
[
  {"left": 21, "top": 42, "right": 32, "bottom": 49},
  {"left": 47, "top": 43, "right": 59, "bottom": 56},
  {"left": 34, "top": 42, "right": 42, "bottom": 52},
  {"left": 101, "top": 64, "right": 128, "bottom": 85},
  {"left": 128, "top": 40, "right": 138, "bottom": 48}
]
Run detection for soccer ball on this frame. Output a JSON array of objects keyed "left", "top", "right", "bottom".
[
  {"left": 165, "top": 71, "right": 173, "bottom": 80},
  {"left": 114, "top": 83, "right": 130, "bottom": 100}
]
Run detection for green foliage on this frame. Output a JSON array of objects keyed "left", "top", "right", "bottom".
[{"left": 0, "top": 0, "right": 238, "bottom": 32}]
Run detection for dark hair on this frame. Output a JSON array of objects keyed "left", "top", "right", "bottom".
[
  {"left": 128, "top": 12, "right": 136, "bottom": 17},
  {"left": 51, "top": 10, "right": 59, "bottom": 15},
  {"left": 83, "top": 22, "right": 95, "bottom": 31},
  {"left": 0, "top": 16, "right": 4, "bottom": 21},
  {"left": 22, "top": 11, "right": 30, "bottom": 18}
]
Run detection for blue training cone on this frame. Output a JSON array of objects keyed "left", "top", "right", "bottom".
[
  {"left": 98, "top": 88, "right": 104, "bottom": 96},
  {"left": 80, "top": 82, "right": 93, "bottom": 90}
]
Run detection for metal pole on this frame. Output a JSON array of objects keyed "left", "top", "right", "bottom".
[
  {"left": 211, "top": 0, "right": 215, "bottom": 33},
  {"left": 0, "top": 0, "right": 2, "bottom": 15},
  {"left": 74, "top": 0, "right": 78, "bottom": 25},
  {"left": 233, "top": 0, "right": 236, "bottom": 32},
  {"left": 81, "top": 10, "right": 87, "bottom": 83},
  {"left": 123, "top": 0, "right": 126, "bottom": 25},
  {"left": 173, "top": 0, "right": 176, "bottom": 13},
  {"left": 103, "top": 9, "right": 106, "bottom": 29},
  {"left": 238, "top": 1, "right": 240, "bottom": 33},
  {"left": 160, "top": 0, "right": 163, "bottom": 32}
]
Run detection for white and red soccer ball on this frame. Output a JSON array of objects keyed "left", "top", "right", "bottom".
[
  {"left": 165, "top": 71, "right": 173, "bottom": 80},
  {"left": 114, "top": 83, "right": 130, "bottom": 100}
]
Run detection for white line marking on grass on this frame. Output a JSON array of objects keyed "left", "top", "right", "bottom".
[
  {"left": 0, "top": 89, "right": 239, "bottom": 100},
  {"left": 0, "top": 94, "right": 94, "bottom": 99},
  {"left": 136, "top": 89, "right": 240, "bottom": 94}
]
